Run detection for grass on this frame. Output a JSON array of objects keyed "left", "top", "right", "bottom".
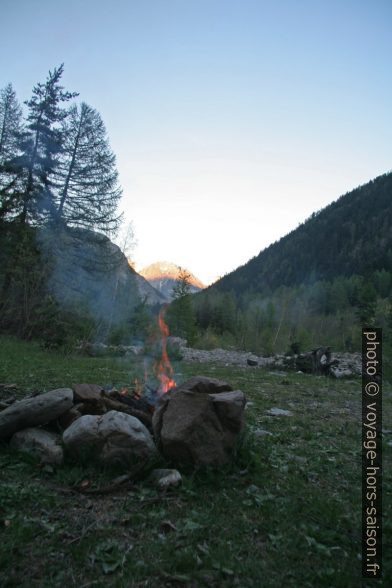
[{"left": 0, "top": 335, "right": 391, "bottom": 587}]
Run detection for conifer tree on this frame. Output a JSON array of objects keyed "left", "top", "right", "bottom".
[
  {"left": 0, "top": 84, "right": 23, "bottom": 219},
  {"left": 21, "top": 64, "right": 77, "bottom": 224},
  {"left": 54, "top": 102, "right": 122, "bottom": 234},
  {"left": 168, "top": 268, "right": 197, "bottom": 343}
]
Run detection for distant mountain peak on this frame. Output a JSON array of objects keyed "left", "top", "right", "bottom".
[
  {"left": 140, "top": 261, "right": 205, "bottom": 301},
  {"left": 140, "top": 261, "right": 205, "bottom": 289}
]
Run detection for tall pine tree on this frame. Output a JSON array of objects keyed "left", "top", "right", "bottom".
[
  {"left": 21, "top": 64, "right": 77, "bottom": 224},
  {"left": 0, "top": 84, "right": 24, "bottom": 219},
  {"left": 54, "top": 102, "right": 122, "bottom": 234}
]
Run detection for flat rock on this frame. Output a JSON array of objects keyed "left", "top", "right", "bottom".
[
  {"left": 176, "top": 375, "right": 233, "bottom": 395},
  {"left": 73, "top": 383, "right": 104, "bottom": 403},
  {"left": 10, "top": 428, "right": 63, "bottom": 465},
  {"left": 0, "top": 388, "right": 73, "bottom": 439},
  {"left": 266, "top": 407, "right": 293, "bottom": 417},
  {"left": 63, "top": 410, "right": 156, "bottom": 465}
]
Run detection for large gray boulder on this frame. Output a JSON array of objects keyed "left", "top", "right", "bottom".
[
  {"left": 63, "top": 410, "right": 156, "bottom": 465},
  {"left": 153, "top": 378, "right": 246, "bottom": 466},
  {"left": 0, "top": 388, "right": 73, "bottom": 439},
  {"left": 10, "top": 428, "right": 63, "bottom": 465},
  {"left": 176, "top": 376, "right": 233, "bottom": 395}
]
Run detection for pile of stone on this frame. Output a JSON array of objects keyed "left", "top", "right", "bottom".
[
  {"left": 330, "top": 352, "right": 361, "bottom": 378},
  {"left": 76, "top": 342, "right": 144, "bottom": 357},
  {"left": 169, "top": 337, "right": 361, "bottom": 378},
  {"left": 0, "top": 377, "right": 246, "bottom": 469}
]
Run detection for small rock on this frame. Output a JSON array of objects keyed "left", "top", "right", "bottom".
[
  {"left": 247, "top": 359, "right": 258, "bottom": 367},
  {"left": 160, "top": 520, "right": 178, "bottom": 532},
  {"left": 254, "top": 428, "right": 273, "bottom": 437},
  {"left": 149, "top": 469, "right": 182, "bottom": 489},
  {"left": 266, "top": 407, "right": 293, "bottom": 417},
  {"left": 291, "top": 455, "right": 307, "bottom": 464},
  {"left": 10, "top": 428, "right": 63, "bottom": 465},
  {"left": 246, "top": 484, "right": 260, "bottom": 494}
]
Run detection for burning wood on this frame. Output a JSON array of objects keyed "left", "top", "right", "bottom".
[
  {"left": 133, "top": 378, "right": 143, "bottom": 399},
  {"left": 154, "top": 306, "right": 176, "bottom": 395}
]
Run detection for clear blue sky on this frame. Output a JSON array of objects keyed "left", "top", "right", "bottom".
[{"left": 1, "top": 0, "right": 391, "bottom": 284}]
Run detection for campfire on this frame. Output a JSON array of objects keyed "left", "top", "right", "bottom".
[
  {"left": 155, "top": 306, "right": 177, "bottom": 395},
  {"left": 0, "top": 307, "right": 247, "bottom": 469},
  {"left": 100, "top": 306, "right": 179, "bottom": 425},
  {"left": 112, "top": 307, "right": 177, "bottom": 410}
]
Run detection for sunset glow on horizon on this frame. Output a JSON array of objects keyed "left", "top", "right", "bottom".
[{"left": 2, "top": 0, "right": 391, "bottom": 284}]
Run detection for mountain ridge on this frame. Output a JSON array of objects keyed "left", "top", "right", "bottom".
[{"left": 206, "top": 171, "right": 392, "bottom": 298}]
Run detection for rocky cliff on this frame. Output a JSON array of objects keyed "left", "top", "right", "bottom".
[{"left": 37, "top": 228, "right": 164, "bottom": 326}]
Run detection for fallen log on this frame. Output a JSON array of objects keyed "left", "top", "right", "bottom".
[{"left": 291, "top": 347, "right": 337, "bottom": 375}]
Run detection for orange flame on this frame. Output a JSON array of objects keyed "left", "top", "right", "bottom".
[
  {"left": 133, "top": 378, "right": 142, "bottom": 399},
  {"left": 155, "top": 307, "right": 176, "bottom": 394}
]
